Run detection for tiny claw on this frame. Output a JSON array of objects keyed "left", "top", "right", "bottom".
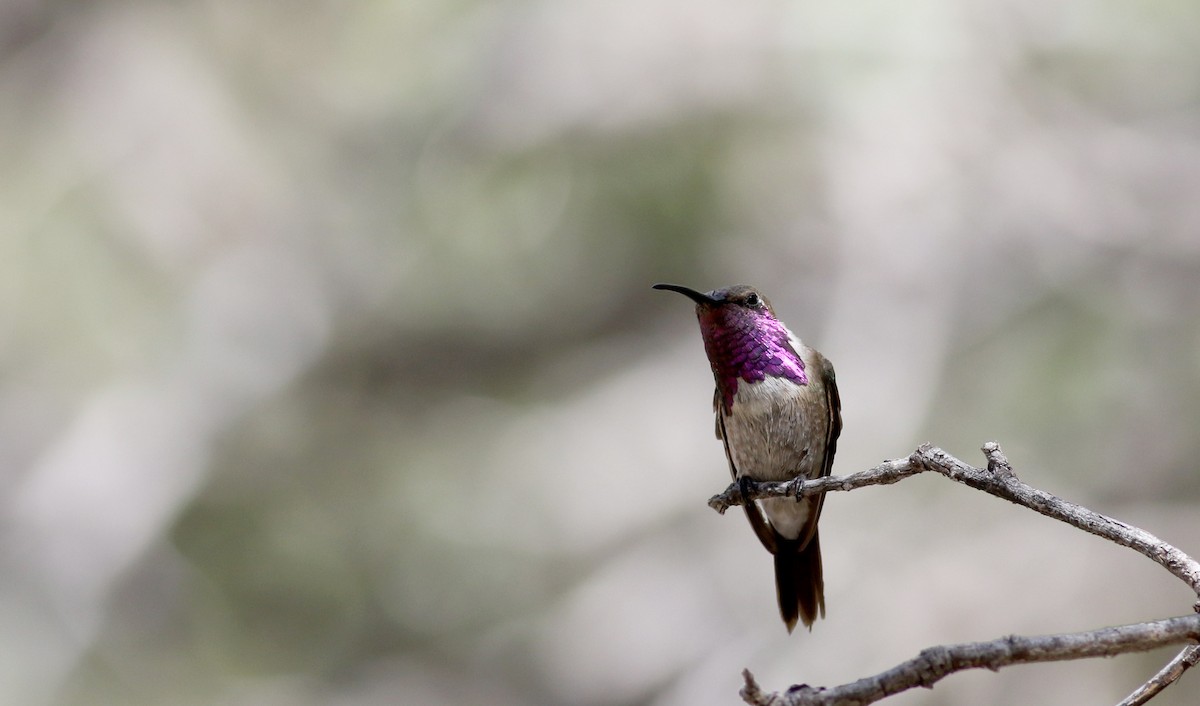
[
  {"left": 789, "top": 476, "right": 807, "bottom": 502},
  {"left": 738, "top": 475, "right": 757, "bottom": 505}
]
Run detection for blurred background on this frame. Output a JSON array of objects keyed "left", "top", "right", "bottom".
[{"left": 2, "top": 1, "right": 1199, "bottom": 704}]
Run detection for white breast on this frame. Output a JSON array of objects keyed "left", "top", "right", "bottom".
[{"left": 721, "top": 345, "right": 827, "bottom": 540}]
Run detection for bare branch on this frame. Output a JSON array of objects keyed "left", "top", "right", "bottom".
[
  {"left": 714, "top": 443, "right": 1200, "bottom": 704},
  {"left": 710, "top": 443, "right": 1200, "bottom": 593},
  {"left": 1117, "top": 644, "right": 1200, "bottom": 706},
  {"left": 707, "top": 456, "right": 920, "bottom": 514},
  {"left": 740, "top": 615, "right": 1200, "bottom": 706}
]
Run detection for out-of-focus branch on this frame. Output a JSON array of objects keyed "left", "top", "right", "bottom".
[
  {"left": 711, "top": 443, "right": 1200, "bottom": 705},
  {"left": 1117, "top": 644, "right": 1200, "bottom": 706},
  {"left": 739, "top": 615, "right": 1200, "bottom": 706}
]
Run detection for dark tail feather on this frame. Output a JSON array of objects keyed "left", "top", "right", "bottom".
[{"left": 774, "top": 530, "right": 825, "bottom": 633}]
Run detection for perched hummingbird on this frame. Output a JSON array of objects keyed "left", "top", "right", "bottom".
[{"left": 654, "top": 283, "right": 842, "bottom": 632}]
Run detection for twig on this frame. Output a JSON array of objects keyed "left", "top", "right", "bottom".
[
  {"left": 710, "top": 443, "right": 1200, "bottom": 593},
  {"left": 707, "top": 456, "right": 921, "bottom": 513},
  {"left": 1117, "top": 644, "right": 1200, "bottom": 706},
  {"left": 739, "top": 615, "right": 1200, "bottom": 706},
  {"left": 714, "top": 443, "right": 1200, "bottom": 705}
]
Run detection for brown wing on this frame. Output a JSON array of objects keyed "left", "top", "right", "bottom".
[
  {"left": 816, "top": 352, "right": 842, "bottom": 481},
  {"left": 808, "top": 351, "right": 842, "bottom": 526},
  {"left": 715, "top": 387, "right": 778, "bottom": 554}
]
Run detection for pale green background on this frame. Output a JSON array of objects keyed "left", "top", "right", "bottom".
[{"left": 2, "top": 1, "right": 1199, "bottom": 705}]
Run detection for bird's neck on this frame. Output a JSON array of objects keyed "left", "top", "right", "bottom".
[{"left": 699, "top": 310, "right": 808, "bottom": 413}]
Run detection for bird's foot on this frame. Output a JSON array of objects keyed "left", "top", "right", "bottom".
[
  {"left": 788, "top": 476, "right": 806, "bottom": 501},
  {"left": 738, "top": 475, "right": 757, "bottom": 505}
]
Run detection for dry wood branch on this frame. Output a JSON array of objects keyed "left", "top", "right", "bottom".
[
  {"left": 1117, "top": 644, "right": 1200, "bottom": 706},
  {"left": 710, "top": 443, "right": 1200, "bottom": 592},
  {"left": 712, "top": 443, "right": 1200, "bottom": 705},
  {"left": 739, "top": 615, "right": 1200, "bottom": 706}
]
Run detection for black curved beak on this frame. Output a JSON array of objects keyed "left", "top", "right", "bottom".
[{"left": 652, "top": 283, "right": 719, "bottom": 306}]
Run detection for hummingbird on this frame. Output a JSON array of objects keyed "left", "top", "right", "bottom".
[{"left": 653, "top": 283, "right": 841, "bottom": 632}]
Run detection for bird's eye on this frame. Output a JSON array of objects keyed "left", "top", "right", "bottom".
[{"left": 745, "top": 292, "right": 761, "bottom": 308}]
